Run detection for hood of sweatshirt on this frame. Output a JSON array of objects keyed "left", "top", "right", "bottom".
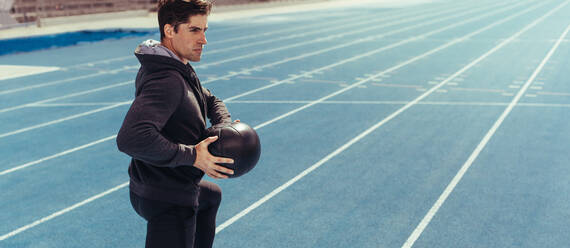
[
  {"left": 135, "top": 39, "right": 182, "bottom": 61},
  {"left": 134, "top": 39, "right": 194, "bottom": 75}
]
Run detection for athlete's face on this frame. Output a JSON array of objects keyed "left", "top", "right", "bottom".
[{"left": 164, "top": 15, "right": 208, "bottom": 63}]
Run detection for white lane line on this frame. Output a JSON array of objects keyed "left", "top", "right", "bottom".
[
  {"left": 0, "top": 101, "right": 130, "bottom": 139},
  {"left": 0, "top": 135, "right": 117, "bottom": 176},
  {"left": 223, "top": 0, "right": 535, "bottom": 102},
  {"left": 60, "top": 11, "right": 379, "bottom": 69},
  {"left": 205, "top": 2, "right": 448, "bottom": 46},
  {"left": 203, "top": 3, "right": 467, "bottom": 56},
  {"left": 299, "top": 79, "right": 347, "bottom": 85},
  {"left": 0, "top": 0, "right": 536, "bottom": 168},
  {"left": 61, "top": 11, "right": 375, "bottom": 69},
  {"left": 287, "top": 101, "right": 569, "bottom": 108},
  {"left": 372, "top": 83, "right": 424, "bottom": 89},
  {"left": 0, "top": 182, "right": 129, "bottom": 241},
  {"left": 0, "top": 2, "right": 471, "bottom": 96},
  {"left": 4, "top": 97, "right": 569, "bottom": 177},
  {"left": 538, "top": 91, "right": 570, "bottom": 96},
  {"left": 244, "top": 0, "right": 547, "bottom": 131},
  {"left": 15, "top": 0, "right": 530, "bottom": 172},
  {"left": 0, "top": 80, "right": 133, "bottom": 114},
  {"left": 0, "top": 1, "right": 510, "bottom": 139},
  {"left": 0, "top": 66, "right": 137, "bottom": 96},
  {"left": 62, "top": 2, "right": 465, "bottom": 68},
  {"left": 0, "top": 65, "right": 61, "bottom": 81},
  {"left": 402, "top": 10, "right": 570, "bottom": 248},
  {"left": 0, "top": 0, "right": 536, "bottom": 240},
  {"left": 449, "top": 87, "right": 506, "bottom": 93},
  {"left": 228, "top": 100, "right": 507, "bottom": 106},
  {"left": 235, "top": 76, "right": 279, "bottom": 81},
  {"left": 215, "top": 0, "right": 550, "bottom": 234},
  {"left": 28, "top": 102, "right": 130, "bottom": 107},
  {"left": 195, "top": 1, "right": 491, "bottom": 69},
  {"left": 70, "top": 55, "right": 133, "bottom": 68}
]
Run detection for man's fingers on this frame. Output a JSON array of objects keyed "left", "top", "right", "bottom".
[
  {"left": 198, "top": 136, "right": 235, "bottom": 179},
  {"left": 214, "top": 164, "right": 234, "bottom": 176},
  {"left": 214, "top": 156, "right": 234, "bottom": 164},
  {"left": 203, "top": 136, "right": 218, "bottom": 144},
  {"left": 207, "top": 169, "right": 229, "bottom": 179}
]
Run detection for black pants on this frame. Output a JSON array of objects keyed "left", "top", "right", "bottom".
[{"left": 130, "top": 180, "right": 222, "bottom": 248}]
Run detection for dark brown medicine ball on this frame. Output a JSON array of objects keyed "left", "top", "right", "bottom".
[{"left": 204, "top": 122, "right": 261, "bottom": 178}]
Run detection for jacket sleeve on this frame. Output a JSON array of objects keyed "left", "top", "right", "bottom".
[
  {"left": 116, "top": 73, "right": 196, "bottom": 167},
  {"left": 203, "top": 86, "right": 232, "bottom": 125}
]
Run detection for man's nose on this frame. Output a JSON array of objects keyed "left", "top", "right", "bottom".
[{"left": 199, "top": 33, "right": 207, "bottom": 45}]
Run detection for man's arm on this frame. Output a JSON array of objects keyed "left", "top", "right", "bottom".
[
  {"left": 116, "top": 74, "right": 234, "bottom": 178},
  {"left": 203, "top": 86, "right": 232, "bottom": 125},
  {"left": 116, "top": 73, "right": 196, "bottom": 167}
]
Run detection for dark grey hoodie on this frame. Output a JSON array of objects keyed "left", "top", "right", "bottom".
[{"left": 117, "top": 40, "right": 231, "bottom": 206}]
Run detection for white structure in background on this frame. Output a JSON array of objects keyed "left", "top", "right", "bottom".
[{"left": 0, "top": 0, "right": 17, "bottom": 27}]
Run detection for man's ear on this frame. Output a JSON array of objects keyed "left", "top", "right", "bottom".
[{"left": 164, "top": 24, "right": 175, "bottom": 38}]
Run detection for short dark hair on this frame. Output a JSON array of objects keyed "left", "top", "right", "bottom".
[{"left": 158, "top": 0, "right": 212, "bottom": 41}]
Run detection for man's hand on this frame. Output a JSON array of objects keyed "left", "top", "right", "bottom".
[{"left": 193, "top": 136, "right": 234, "bottom": 179}]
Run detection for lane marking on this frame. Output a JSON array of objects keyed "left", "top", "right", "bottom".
[
  {"left": 299, "top": 79, "right": 347, "bottom": 85},
  {"left": 223, "top": 0, "right": 532, "bottom": 102},
  {"left": 53, "top": 6, "right": 412, "bottom": 69},
  {"left": 0, "top": 101, "right": 130, "bottom": 139},
  {"left": 0, "top": 1, "right": 514, "bottom": 139},
  {"left": 227, "top": 100, "right": 570, "bottom": 108},
  {"left": 0, "top": 182, "right": 129, "bottom": 241},
  {"left": 0, "top": 80, "right": 133, "bottom": 114},
  {"left": 205, "top": 2, "right": 456, "bottom": 46},
  {"left": 0, "top": 0, "right": 537, "bottom": 167},
  {"left": 216, "top": 0, "right": 550, "bottom": 234},
  {"left": 235, "top": 76, "right": 279, "bottom": 81},
  {"left": 0, "top": 0, "right": 538, "bottom": 240},
  {"left": 243, "top": 0, "right": 547, "bottom": 131},
  {"left": 210, "top": 0, "right": 486, "bottom": 56},
  {"left": 0, "top": 66, "right": 137, "bottom": 96},
  {"left": 0, "top": 135, "right": 117, "bottom": 176},
  {"left": 449, "top": 87, "right": 505, "bottom": 93},
  {"left": 57, "top": 1, "right": 470, "bottom": 70},
  {"left": 4, "top": 97, "right": 569, "bottom": 177},
  {"left": 200, "top": 1, "right": 492, "bottom": 79},
  {"left": 204, "top": 4, "right": 451, "bottom": 55},
  {"left": 371, "top": 83, "right": 424, "bottom": 89},
  {"left": 28, "top": 102, "right": 130, "bottom": 107},
  {"left": 402, "top": 11, "right": 570, "bottom": 248},
  {"left": 0, "top": 1, "right": 507, "bottom": 95},
  {"left": 538, "top": 91, "right": 570, "bottom": 96},
  {"left": 0, "top": 65, "right": 60, "bottom": 81}
]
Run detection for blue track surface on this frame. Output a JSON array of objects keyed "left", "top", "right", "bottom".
[{"left": 1, "top": 0, "right": 569, "bottom": 247}]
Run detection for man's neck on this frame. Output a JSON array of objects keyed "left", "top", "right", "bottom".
[{"left": 160, "top": 40, "right": 188, "bottom": 64}]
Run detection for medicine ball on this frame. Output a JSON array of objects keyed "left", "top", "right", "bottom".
[{"left": 204, "top": 122, "right": 261, "bottom": 178}]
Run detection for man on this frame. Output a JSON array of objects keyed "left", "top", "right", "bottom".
[{"left": 116, "top": 0, "right": 235, "bottom": 247}]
